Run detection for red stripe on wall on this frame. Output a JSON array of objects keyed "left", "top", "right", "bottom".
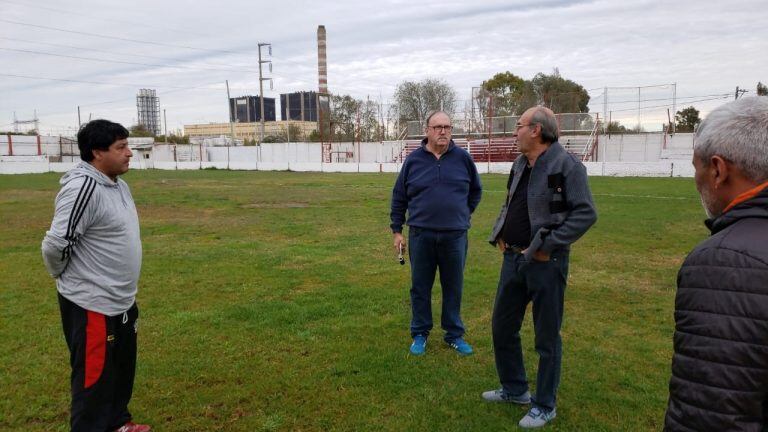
[{"left": 85, "top": 310, "right": 106, "bottom": 388}]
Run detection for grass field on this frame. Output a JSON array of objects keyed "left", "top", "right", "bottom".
[{"left": 0, "top": 170, "right": 707, "bottom": 431}]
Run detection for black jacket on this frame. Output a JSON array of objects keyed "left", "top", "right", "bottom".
[{"left": 665, "top": 187, "right": 768, "bottom": 432}]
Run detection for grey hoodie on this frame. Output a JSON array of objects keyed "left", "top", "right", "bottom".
[{"left": 42, "top": 162, "right": 142, "bottom": 316}]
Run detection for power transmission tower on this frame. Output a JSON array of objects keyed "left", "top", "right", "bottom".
[
  {"left": 258, "top": 43, "right": 273, "bottom": 143},
  {"left": 13, "top": 110, "right": 39, "bottom": 133}
]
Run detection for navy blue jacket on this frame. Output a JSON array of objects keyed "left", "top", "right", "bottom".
[{"left": 390, "top": 139, "right": 482, "bottom": 233}]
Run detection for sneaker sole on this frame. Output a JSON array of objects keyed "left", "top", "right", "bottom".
[{"left": 482, "top": 393, "right": 531, "bottom": 404}]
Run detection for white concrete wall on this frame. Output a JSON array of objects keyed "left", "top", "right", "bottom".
[
  {"left": 597, "top": 133, "right": 694, "bottom": 162},
  {"left": 1, "top": 135, "right": 62, "bottom": 156},
  {"left": 0, "top": 159, "right": 696, "bottom": 177},
  {"left": 2, "top": 134, "right": 699, "bottom": 177}
]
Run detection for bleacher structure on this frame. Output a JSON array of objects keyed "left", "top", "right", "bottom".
[{"left": 393, "top": 113, "right": 600, "bottom": 163}]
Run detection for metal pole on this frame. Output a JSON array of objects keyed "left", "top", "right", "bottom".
[
  {"left": 163, "top": 109, "right": 168, "bottom": 143},
  {"left": 603, "top": 87, "right": 607, "bottom": 132},
  {"left": 671, "top": 82, "right": 676, "bottom": 135},
  {"left": 637, "top": 86, "right": 641, "bottom": 130},
  {"left": 286, "top": 95, "right": 291, "bottom": 143},
  {"left": 77, "top": 106, "right": 81, "bottom": 128},
  {"left": 257, "top": 43, "right": 272, "bottom": 143},
  {"left": 258, "top": 48, "right": 265, "bottom": 143},
  {"left": 487, "top": 95, "right": 492, "bottom": 164},
  {"left": 226, "top": 80, "right": 235, "bottom": 142}
]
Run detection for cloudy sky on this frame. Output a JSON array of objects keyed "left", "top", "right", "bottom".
[{"left": 1, "top": 0, "right": 766, "bottom": 135}]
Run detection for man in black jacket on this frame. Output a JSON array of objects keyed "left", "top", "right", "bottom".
[{"left": 665, "top": 96, "right": 768, "bottom": 432}]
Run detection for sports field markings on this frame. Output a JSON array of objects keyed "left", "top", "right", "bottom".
[
  {"left": 274, "top": 184, "right": 697, "bottom": 201},
  {"left": 482, "top": 189, "right": 696, "bottom": 200}
]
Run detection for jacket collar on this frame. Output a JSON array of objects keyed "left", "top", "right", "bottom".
[
  {"left": 706, "top": 186, "right": 768, "bottom": 234},
  {"left": 516, "top": 141, "right": 563, "bottom": 169},
  {"left": 420, "top": 138, "right": 456, "bottom": 156}
]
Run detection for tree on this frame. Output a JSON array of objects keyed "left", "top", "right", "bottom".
[
  {"left": 675, "top": 106, "right": 701, "bottom": 132},
  {"left": 156, "top": 134, "right": 189, "bottom": 144},
  {"left": 480, "top": 72, "right": 528, "bottom": 116},
  {"left": 605, "top": 121, "right": 630, "bottom": 134},
  {"left": 329, "top": 94, "right": 381, "bottom": 142},
  {"left": 480, "top": 70, "right": 590, "bottom": 115},
  {"left": 530, "top": 72, "right": 590, "bottom": 113},
  {"left": 758, "top": 82, "right": 768, "bottom": 96},
  {"left": 129, "top": 124, "right": 154, "bottom": 137},
  {"left": 330, "top": 94, "right": 359, "bottom": 142},
  {"left": 393, "top": 78, "right": 457, "bottom": 125}
]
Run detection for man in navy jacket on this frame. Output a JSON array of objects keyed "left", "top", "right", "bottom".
[{"left": 390, "top": 110, "right": 482, "bottom": 356}]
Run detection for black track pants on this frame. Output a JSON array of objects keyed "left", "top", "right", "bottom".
[{"left": 58, "top": 293, "right": 138, "bottom": 432}]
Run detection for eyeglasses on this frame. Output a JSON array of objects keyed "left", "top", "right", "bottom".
[
  {"left": 515, "top": 123, "right": 536, "bottom": 130},
  {"left": 428, "top": 125, "right": 452, "bottom": 132}
]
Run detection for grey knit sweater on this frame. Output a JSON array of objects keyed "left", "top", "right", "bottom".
[{"left": 488, "top": 141, "right": 597, "bottom": 259}]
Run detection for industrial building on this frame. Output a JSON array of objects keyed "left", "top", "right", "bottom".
[
  {"left": 184, "top": 120, "right": 317, "bottom": 141},
  {"left": 280, "top": 91, "right": 318, "bottom": 122},
  {"left": 229, "top": 95, "right": 276, "bottom": 122},
  {"left": 136, "top": 89, "right": 161, "bottom": 135}
]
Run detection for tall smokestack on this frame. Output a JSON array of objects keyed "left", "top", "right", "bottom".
[{"left": 317, "top": 25, "right": 328, "bottom": 94}]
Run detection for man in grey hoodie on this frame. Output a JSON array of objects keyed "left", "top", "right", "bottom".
[{"left": 42, "top": 119, "right": 150, "bottom": 432}]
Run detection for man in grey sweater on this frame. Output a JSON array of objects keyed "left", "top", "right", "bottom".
[
  {"left": 483, "top": 107, "right": 597, "bottom": 428},
  {"left": 42, "top": 119, "right": 150, "bottom": 432}
]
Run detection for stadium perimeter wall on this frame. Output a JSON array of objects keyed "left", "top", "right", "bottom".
[{"left": 0, "top": 160, "right": 696, "bottom": 177}]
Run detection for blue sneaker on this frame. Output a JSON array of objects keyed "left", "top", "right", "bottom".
[
  {"left": 410, "top": 335, "right": 427, "bottom": 355},
  {"left": 447, "top": 338, "right": 473, "bottom": 356}
]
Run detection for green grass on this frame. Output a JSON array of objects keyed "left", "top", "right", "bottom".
[{"left": 0, "top": 170, "right": 706, "bottom": 431}]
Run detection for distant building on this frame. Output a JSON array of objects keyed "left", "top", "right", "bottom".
[
  {"left": 229, "top": 96, "right": 276, "bottom": 122},
  {"left": 136, "top": 89, "right": 161, "bottom": 135},
  {"left": 184, "top": 121, "right": 317, "bottom": 141},
  {"left": 280, "top": 91, "right": 318, "bottom": 122}
]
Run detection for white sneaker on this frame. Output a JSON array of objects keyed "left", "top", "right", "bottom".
[{"left": 518, "top": 407, "right": 556, "bottom": 428}]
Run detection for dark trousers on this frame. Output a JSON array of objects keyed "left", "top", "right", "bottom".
[
  {"left": 58, "top": 293, "right": 138, "bottom": 432},
  {"left": 491, "top": 251, "right": 569, "bottom": 412},
  {"left": 408, "top": 227, "right": 467, "bottom": 342}
]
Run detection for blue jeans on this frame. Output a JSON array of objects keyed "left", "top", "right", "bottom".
[
  {"left": 492, "top": 250, "right": 569, "bottom": 412},
  {"left": 408, "top": 227, "right": 467, "bottom": 342}
]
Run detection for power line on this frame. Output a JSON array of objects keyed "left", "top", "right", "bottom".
[
  {"left": 0, "top": 72, "right": 222, "bottom": 90},
  {"left": 608, "top": 95, "right": 729, "bottom": 113},
  {"left": 0, "top": 0, "right": 213, "bottom": 37},
  {"left": 0, "top": 36, "right": 250, "bottom": 69},
  {"left": 0, "top": 18, "right": 251, "bottom": 55},
  {"left": 591, "top": 93, "right": 731, "bottom": 105},
  {"left": 1, "top": 47, "right": 260, "bottom": 73}
]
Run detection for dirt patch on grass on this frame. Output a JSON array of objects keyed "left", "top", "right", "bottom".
[{"left": 241, "top": 202, "right": 309, "bottom": 209}]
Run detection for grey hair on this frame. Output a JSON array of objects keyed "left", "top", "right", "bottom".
[
  {"left": 425, "top": 110, "right": 451, "bottom": 127},
  {"left": 694, "top": 96, "right": 768, "bottom": 182},
  {"left": 529, "top": 106, "right": 559, "bottom": 143}
]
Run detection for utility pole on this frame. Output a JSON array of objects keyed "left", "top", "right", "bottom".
[
  {"left": 671, "top": 82, "right": 677, "bottom": 135},
  {"left": 77, "top": 106, "right": 81, "bottom": 128},
  {"left": 603, "top": 86, "right": 608, "bottom": 132},
  {"left": 286, "top": 94, "right": 291, "bottom": 143},
  {"left": 637, "top": 86, "right": 642, "bottom": 130},
  {"left": 258, "top": 43, "right": 273, "bottom": 143},
  {"left": 163, "top": 109, "right": 168, "bottom": 142},
  {"left": 734, "top": 86, "right": 747, "bottom": 100},
  {"left": 226, "top": 80, "right": 235, "bottom": 143}
]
